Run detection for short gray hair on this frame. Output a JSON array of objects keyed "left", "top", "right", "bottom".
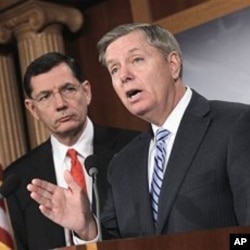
[{"left": 97, "top": 23, "right": 183, "bottom": 76}]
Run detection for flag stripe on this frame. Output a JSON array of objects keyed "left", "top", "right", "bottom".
[
  {"left": 0, "top": 164, "right": 15, "bottom": 250},
  {"left": 0, "top": 228, "right": 14, "bottom": 249},
  {"left": 0, "top": 242, "right": 12, "bottom": 250}
]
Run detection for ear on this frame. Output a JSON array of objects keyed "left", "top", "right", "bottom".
[
  {"left": 24, "top": 99, "right": 40, "bottom": 120},
  {"left": 168, "top": 52, "right": 182, "bottom": 80},
  {"left": 81, "top": 80, "right": 92, "bottom": 105}
]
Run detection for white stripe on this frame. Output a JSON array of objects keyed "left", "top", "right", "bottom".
[{"left": 0, "top": 206, "right": 11, "bottom": 232}]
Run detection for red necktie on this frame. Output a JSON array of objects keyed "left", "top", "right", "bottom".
[{"left": 67, "top": 149, "right": 86, "bottom": 192}]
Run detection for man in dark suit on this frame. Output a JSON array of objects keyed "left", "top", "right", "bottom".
[
  {"left": 27, "top": 24, "right": 250, "bottom": 241},
  {"left": 4, "top": 52, "right": 139, "bottom": 250}
]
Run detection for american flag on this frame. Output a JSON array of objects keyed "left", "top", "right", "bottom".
[{"left": 0, "top": 164, "right": 15, "bottom": 250}]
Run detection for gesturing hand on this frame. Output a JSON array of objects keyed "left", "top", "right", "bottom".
[{"left": 27, "top": 170, "right": 97, "bottom": 240}]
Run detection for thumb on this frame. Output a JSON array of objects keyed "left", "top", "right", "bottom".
[{"left": 64, "top": 170, "right": 80, "bottom": 191}]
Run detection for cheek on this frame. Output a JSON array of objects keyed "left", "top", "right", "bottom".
[
  {"left": 37, "top": 112, "right": 54, "bottom": 127},
  {"left": 75, "top": 99, "right": 89, "bottom": 114},
  {"left": 112, "top": 82, "right": 122, "bottom": 97}
]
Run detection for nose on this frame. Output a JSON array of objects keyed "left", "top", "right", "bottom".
[
  {"left": 53, "top": 92, "right": 67, "bottom": 110},
  {"left": 119, "top": 66, "right": 133, "bottom": 84}
]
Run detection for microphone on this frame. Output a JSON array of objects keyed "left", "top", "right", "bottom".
[
  {"left": 0, "top": 174, "right": 21, "bottom": 200},
  {"left": 85, "top": 154, "right": 102, "bottom": 241},
  {"left": 85, "top": 155, "right": 99, "bottom": 183}
]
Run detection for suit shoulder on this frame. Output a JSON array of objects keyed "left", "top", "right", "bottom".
[
  {"left": 94, "top": 125, "right": 140, "bottom": 138},
  {"left": 209, "top": 100, "right": 250, "bottom": 118},
  {"left": 94, "top": 125, "right": 141, "bottom": 151},
  {"left": 4, "top": 140, "right": 51, "bottom": 176}
]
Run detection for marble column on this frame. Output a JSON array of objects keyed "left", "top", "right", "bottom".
[
  {"left": 0, "top": 0, "right": 83, "bottom": 150},
  {"left": 0, "top": 45, "right": 28, "bottom": 167}
]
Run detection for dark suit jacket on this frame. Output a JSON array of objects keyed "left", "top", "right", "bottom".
[
  {"left": 4, "top": 125, "right": 139, "bottom": 250},
  {"left": 101, "top": 91, "right": 250, "bottom": 239}
]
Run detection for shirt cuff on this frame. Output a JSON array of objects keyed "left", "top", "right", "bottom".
[{"left": 72, "top": 215, "right": 100, "bottom": 244}]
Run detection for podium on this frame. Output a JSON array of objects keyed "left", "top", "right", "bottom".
[{"left": 58, "top": 225, "right": 250, "bottom": 250}]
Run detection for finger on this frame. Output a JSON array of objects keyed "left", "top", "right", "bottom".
[
  {"left": 30, "top": 190, "right": 53, "bottom": 208},
  {"left": 38, "top": 205, "right": 57, "bottom": 221},
  {"left": 64, "top": 170, "right": 82, "bottom": 191},
  {"left": 27, "top": 183, "right": 54, "bottom": 200},
  {"left": 27, "top": 183, "right": 38, "bottom": 192},
  {"left": 31, "top": 178, "right": 57, "bottom": 194}
]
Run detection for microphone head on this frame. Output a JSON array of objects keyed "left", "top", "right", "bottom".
[
  {"left": 0, "top": 174, "right": 21, "bottom": 198},
  {"left": 85, "top": 155, "right": 99, "bottom": 177}
]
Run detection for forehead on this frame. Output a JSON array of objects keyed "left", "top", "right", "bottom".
[
  {"left": 105, "top": 31, "right": 153, "bottom": 61},
  {"left": 30, "top": 63, "right": 75, "bottom": 91}
]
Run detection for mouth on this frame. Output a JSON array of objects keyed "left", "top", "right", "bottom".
[
  {"left": 126, "top": 89, "right": 142, "bottom": 99},
  {"left": 57, "top": 115, "right": 72, "bottom": 123}
]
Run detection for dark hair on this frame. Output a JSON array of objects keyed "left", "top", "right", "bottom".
[{"left": 23, "top": 52, "right": 85, "bottom": 98}]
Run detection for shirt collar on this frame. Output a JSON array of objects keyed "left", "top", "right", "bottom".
[
  {"left": 51, "top": 117, "right": 94, "bottom": 165},
  {"left": 152, "top": 86, "right": 192, "bottom": 137}
]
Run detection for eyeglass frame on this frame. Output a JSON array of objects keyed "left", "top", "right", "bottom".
[{"left": 30, "top": 82, "right": 83, "bottom": 107}]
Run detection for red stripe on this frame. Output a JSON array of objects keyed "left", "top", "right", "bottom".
[
  {"left": 0, "top": 200, "right": 6, "bottom": 211},
  {"left": 0, "top": 164, "right": 14, "bottom": 249},
  {"left": 0, "top": 227, "right": 14, "bottom": 249}
]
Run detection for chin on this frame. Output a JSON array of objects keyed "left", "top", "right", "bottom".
[
  {"left": 59, "top": 123, "right": 79, "bottom": 133},
  {"left": 131, "top": 109, "right": 147, "bottom": 119}
]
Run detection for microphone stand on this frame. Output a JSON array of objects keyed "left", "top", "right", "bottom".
[{"left": 92, "top": 172, "right": 102, "bottom": 241}]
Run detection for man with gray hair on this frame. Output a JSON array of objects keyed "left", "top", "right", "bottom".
[{"left": 28, "top": 23, "right": 250, "bottom": 241}]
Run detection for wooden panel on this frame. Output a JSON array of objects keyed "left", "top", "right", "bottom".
[
  {"left": 66, "top": 0, "right": 149, "bottom": 132},
  {"left": 0, "top": 0, "right": 24, "bottom": 12},
  {"left": 67, "top": 0, "right": 250, "bottom": 131},
  {"left": 129, "top": 0, "right": 208, "bottom": 23},
  {"left": 129, "top": 0, "right": 152, "bottom": 22},
  {"left": 149, "top": 0, "right": 207, "bottom": 20},
  {"left": 154, "top": 0, "right": 250, "bottom": 34},
  {"left": 57, "top": 225, "right": 250, "bottom": 250}
]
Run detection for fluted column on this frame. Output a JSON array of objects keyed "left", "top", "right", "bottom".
[
  {"left": 0, "top": 0, "right": 83, "bottom": 149},
  {"left": 0, "top": 46, "right": 28, "bottom": 167},
  {"left": 16, "top": 24, "right": 65, "bottom": 148}
]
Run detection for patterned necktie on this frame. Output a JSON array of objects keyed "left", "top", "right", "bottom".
[
  {"left": 67, "top": 148, "right": 86, "bottom": 192},
  {"left": 151, "top": 128, "right": 169, "bottom": 225}
]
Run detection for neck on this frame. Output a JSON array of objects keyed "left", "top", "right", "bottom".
[{"left": 53, "top": 127, "right": 85, "bottom": 147}]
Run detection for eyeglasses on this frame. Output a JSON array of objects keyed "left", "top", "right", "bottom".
[{"left": 32, "top": 83, "right": 82, "bottom": 108}]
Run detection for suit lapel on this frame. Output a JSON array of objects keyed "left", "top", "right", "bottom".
[
  {"left": 92, "top": 126, "right": 122, "bottom": 211},
  {"left": 93, "top": 142, "right": 114, "bottom": 212},
  {"left": 29, "top": 140, "right": 58, "bottom": 184},
  {"left": 31, "top": 140, "right": 66, "bottom": 246},
  {"left": 156, "top": 91, "right": 211, "bottom": 233},
  {"left": 129, "top": 130, "right": 156, "bottom": 234}
]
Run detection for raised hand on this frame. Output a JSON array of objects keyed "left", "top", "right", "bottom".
[{"left": 27, "top": 170, "right": 97, "bottom": 240}]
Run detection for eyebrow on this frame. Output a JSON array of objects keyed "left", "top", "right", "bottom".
[
  {"left": 34, "top": 82, "right": 75, "bottom": 97},
  {"left": 106, "top": 47, "right": 142, "bottom": 66}
]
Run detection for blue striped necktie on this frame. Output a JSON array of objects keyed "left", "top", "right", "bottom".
[{"left": 151, "top": 128, "right": 169, "bottom": 225}]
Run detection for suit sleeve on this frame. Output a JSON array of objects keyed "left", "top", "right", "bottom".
[{"left": 227, "top": 108, "right": 250, "bottom": 224}]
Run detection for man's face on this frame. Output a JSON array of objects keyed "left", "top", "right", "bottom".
[
  {"left": 105, "top": 31, "right": 182, "bottom": 126},
  {"left": 25, "top": 62, "right": 91, "bottom": 141}
]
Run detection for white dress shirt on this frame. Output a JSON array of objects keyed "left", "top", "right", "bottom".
[
  {"left": 51, "top": 117, "right": 95, "bottom": 245},
  {"left": 148, "top": 87, "right": 192, "bottom": 190}
]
